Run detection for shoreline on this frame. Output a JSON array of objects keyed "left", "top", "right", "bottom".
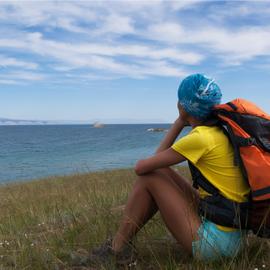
[
  {"left": 0, "top": 164, "right": 189, "bottom": 186},
  {"left": 0, "top": 159, "right": 189, "bottom": 185},
  {"left": 0, "top": 167, "right": 136, "bottom": 186}
]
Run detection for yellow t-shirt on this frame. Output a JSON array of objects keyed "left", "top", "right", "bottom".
[{"left": 171, "top": 126, "right": 250, "bottom": 231}]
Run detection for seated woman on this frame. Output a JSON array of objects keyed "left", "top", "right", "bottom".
[{"left": 73, "top": 74, "right": 250, "bottom": 266}]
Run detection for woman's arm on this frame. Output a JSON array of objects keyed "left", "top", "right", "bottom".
[
  {"left": 135, "top": 109, "right": 189, "bottom": 176},
  {"left": 155, "top": 117, "right": 186, "bottom": 154},
  {"left": 134, "top": 148, "right": 186, "bottom": 175},
  {"left": 135, "top": 117, "right": 187, "bottom": 175}
]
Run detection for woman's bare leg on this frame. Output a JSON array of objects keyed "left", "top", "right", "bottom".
[{"left": 112, "top": 168, "right": 200, "bottom": 254}]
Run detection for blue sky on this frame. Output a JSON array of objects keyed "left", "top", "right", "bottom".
[{"left": 0, "top": 0, "right": 270, "bottom": 123}]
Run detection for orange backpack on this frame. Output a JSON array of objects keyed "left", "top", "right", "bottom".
[
  {"left": 214, "top": 99, "right": 270, "bottom": 236},
  {"left": 189, "top": 98, "right": 270, "bottom": 237}
]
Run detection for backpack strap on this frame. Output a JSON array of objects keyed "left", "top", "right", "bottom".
[
  {"left": 226, "top": 101, "right": 238, "bottom": 111},
  {"left": 188, "top": 161, "right": 249, "bottom": 228},
  {"left": 219, "top": 123, "right": 250, "bottom": 184},
  {"left": 188, "top": 161, "right": 219, "bottom": 195},
  {"left": 220, "top": 124, "right": 242, "bottom": 166}
]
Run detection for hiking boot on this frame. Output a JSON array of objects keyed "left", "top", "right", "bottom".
[
  {"left": 70, "top": 248, "right": 91, "bottom": 267},
  {"left": 71, "top": 238, "right": 137, "bottom": 268}
]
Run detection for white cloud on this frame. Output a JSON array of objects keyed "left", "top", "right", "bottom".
[
  {"left": 140, "top": 21, "right": 270, "bottom": 65},
  {"left": 0, "top": 1, "right": 96, "bottom": 31},
  {"left": 0, "top": 38, "right": 27, "bottom": 49},
  {"left": 0, "top": 55, "right": 38, "bottom": 69},
  {"left": 186, "top": 26, "right": 270, "bottom": 64},
  {"left": 96, "top": 14, "right": 135, "bottom": 35},
  {"left": 0, "top": 0, "right": 270, "bottom": 83},
  {"left": 207, "top": 1, "right": 270, "bottom": 23},
  {"left": 132, "top": 59, "right": 188, "bottom": 78},
  {"left": 0, "top": 79, "right": 18, "bottom": 85},
  {"left": 145, "top": 22, "right": 185, "bottom": 44},
  {"left": 53, "top": 17, "right": 87, "bottom": 34},
  {"left": 168, "top": 0, "right": 202, "bottom": 11},
  {"left": 0, "top": 71, "right": 45, "bottom": 82},
  {"left": 0, "top": 31, "right": 195, "bottom": 78}
]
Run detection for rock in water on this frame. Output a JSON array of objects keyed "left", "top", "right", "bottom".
[
  {"left": 147, "top": 128, "right": 167, "bottom": 132},
  {"left": 93, "top": 122, "right": 104, "bottom": 128}
]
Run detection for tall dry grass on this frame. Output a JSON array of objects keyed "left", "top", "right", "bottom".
[{"left": 0, "top": 167, "right": 269, "bottom": 269}]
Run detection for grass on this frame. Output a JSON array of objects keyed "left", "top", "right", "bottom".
[{"left": 0, "top": 167, "right": 269, "bottom": 269}]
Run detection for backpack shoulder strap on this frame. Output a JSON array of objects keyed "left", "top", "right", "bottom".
[
  {"left": 188, "top": 161, "right": 249, "bottom": 228},
  {"left": 219, "top": 123, "right": 249, "bottom": 182},
  {"left": 188, "top": 161, "right": 219, "bottom": 195}
]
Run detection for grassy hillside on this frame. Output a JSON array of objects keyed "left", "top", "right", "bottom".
[{"left": 0, "top": 167, "right": 269, "bottom": 269}]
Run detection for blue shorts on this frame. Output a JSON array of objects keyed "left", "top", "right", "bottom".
[{"left": 192, "top": 219, "right": 245, "bottom": 261}]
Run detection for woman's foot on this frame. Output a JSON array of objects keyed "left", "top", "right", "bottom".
[{"left": 70, "top": 238, "right": 137, "bottom": 267}]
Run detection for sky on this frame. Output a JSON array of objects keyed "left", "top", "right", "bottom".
[{"left": 0, "top": 0, "right": 270, "bottom": 123}]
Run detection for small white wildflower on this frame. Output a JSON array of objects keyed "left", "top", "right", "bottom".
[
  {"left": 254, "top": 268, "right": 258, "bottom": 270},
  {"left": 38, "top": 223, "right": 41, "bottom": 226},
  {"left": 0, "top": 242, "right": 3, "bottom": 246},
  {"left": 30, "top": 243, "right": 34, "bottom": 247},
  {"left": 46, "top": 248, "right": 49, "bottom": 252},
  {"left": 262, "top": 265, "right": 266, "bottom": 268},
  {"left": 42, "top": 222, "right": 45, "bottom": 225},
  {"left": 0, "top": 255, "right": 3, "bottom": 259},
  {"left": 128, "top": 261, "right": 137, "bottom": 267},
  {"left": 24, "top": 233, "right": 28, "bottom": 238}
]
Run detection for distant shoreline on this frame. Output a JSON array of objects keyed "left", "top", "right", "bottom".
[{"left": 0, "top": 123, "right": 172, "bottom": 126}]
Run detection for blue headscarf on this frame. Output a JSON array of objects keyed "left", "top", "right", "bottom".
[{"left": 177, "top": 74, "right": 222, "bottom": 120}]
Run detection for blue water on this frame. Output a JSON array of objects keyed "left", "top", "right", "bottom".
[{"left": 0, "top": 124, "right": 190, "bottom": 183}]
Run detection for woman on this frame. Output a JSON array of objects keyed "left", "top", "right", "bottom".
[{"left": 73, "top": 74, "right": 250, "bottom": 266}]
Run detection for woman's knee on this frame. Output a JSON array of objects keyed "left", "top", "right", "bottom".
[
  {"left": 134, "top": 170, "right": 164, "bottom": 187},
  {"left": 136, "top": 170, "right": 171, "bottom": 192}
]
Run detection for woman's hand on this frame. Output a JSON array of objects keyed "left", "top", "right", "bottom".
[{"left": 174, "top": 116, "right": 187, "bottom": 128}]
